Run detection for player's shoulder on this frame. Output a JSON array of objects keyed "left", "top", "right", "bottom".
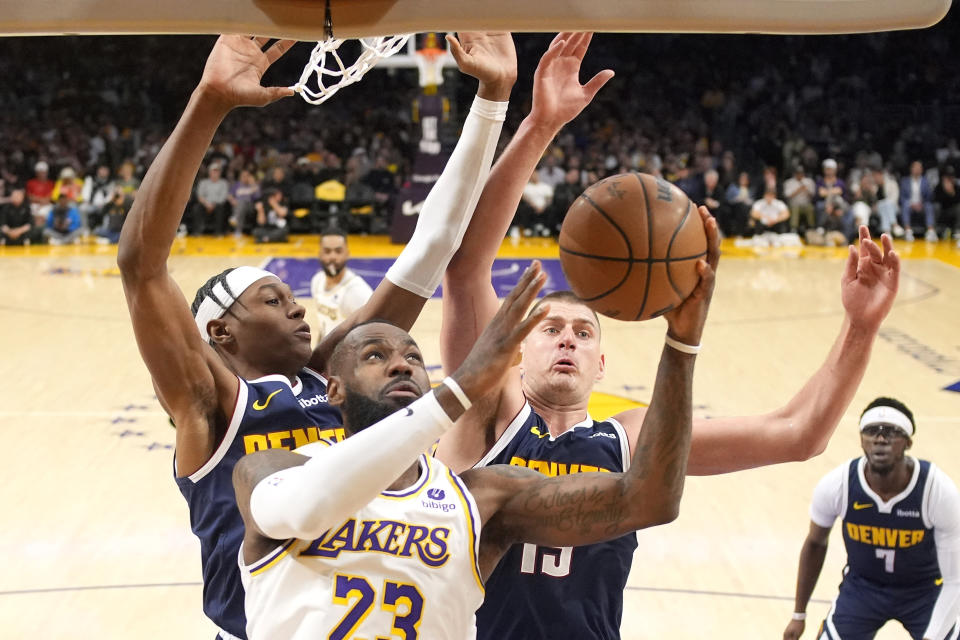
[
  {"left": 309, "top": 270, "right": 325, "bottom": 296},
  {"left": 343, "top": 269, "right": 373, "bottom": 293}
]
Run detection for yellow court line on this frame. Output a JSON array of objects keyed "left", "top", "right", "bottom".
[{"left": 3, "top": 235, "right": 959, "bottom": 267}]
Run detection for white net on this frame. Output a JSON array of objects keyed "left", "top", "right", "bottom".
[{"left": 292, "top": 34, "right": 412, "bottom": 105}]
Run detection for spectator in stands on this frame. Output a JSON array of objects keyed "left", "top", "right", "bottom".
[
  {"left": 817, "top": 158, "right": 852, "bottom": 241},
  {"left": 537, "top": 155, "right": 566, "bottom": 189},
  {"left": 0, "top": 188, "right": 40, "bottom": 246},
  {"left": 227, "top": 168, "right": 261, "bottom": 236},
  {"left": 261, "top": 165, "right": 292, "bottom": 201},
  {"left": 309, "top": 228, "right": 373, "bottom": 340},
  {"left": 44, "top": 194, "right": 82, "bottom": 245},
  {"left": 114, "top": 161, "right": 140, "bottom": 203},
  {"left": 95, "top": 188, "right": 129, "bottom": 244},
  {"left": 26, "top": 161, "right": 54, "bottom": 225},
  {"left": 252, "top": 188, "right": 289, "bottom": 243},
  {"left": 935, "top": 165, "right": 960, "bottom": 240},
  {"left": 783, "top": 164, "right": 816, "bottom": 233},
  {"left": 900, "top": 160, "right": 937, "bottom": 242},
  {"left": 874, "top": 164, "right": 902, "bottom": 236},
  {"left": 701, "top": 169, "right": 727, "bottom": 232},
  {"left": 517, "top": 169, "right": 555, "bottom": 237},
  {"left": 54, "top": 167, "right": 83, "bottom": 204},
  {"left": 724, "top": 171, "right": 754, "bottom": 238},
  {"left": 81, "top": 164, "right": 115, "bottom": 231},
  {"left": 850, "top": 171, "right": 883, "bottom": 234},
  {"left": 361, "top": 154, "right": 398, "bottom": 221},
  {"left": 191, "top": 163, "right": 229, "bottom": 236},
  {"left": 749, "top": 185, "right": 790, "bottom": 235},
  {"left": 549, "top": 169, "right": 585, "bottom": 234}
]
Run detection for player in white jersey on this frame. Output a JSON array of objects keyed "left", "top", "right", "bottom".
[
  {"left": 233, "top": 248, "right": 717, "bottom": 639},
  {"left": 310, "top": 229, "right": 373, "bottom": 340}
]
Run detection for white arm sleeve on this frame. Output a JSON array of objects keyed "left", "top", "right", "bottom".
[
  {"left": 249, "top": 390, "right": 454, "bottom": 541},
  {"left": 923, "top": 467, "right": 960, "bottom": 640},
  {"left": 385, "top": 96, "right": 508, "bottom": 298},
  {"left": 810, "top": 463, "right": 847, "bottom": 529}
]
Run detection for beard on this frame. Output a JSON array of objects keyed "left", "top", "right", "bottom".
[
  {"left": 341, "top": 384, "right": 416, "bottom": 435},
  {"left": 324, "top": 262, "right": 345, "bottom": 277}
]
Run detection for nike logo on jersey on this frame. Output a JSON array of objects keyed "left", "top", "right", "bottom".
[
  {"left": 405, "top": 407, "right": 413, "bottom": 417},
  {"left": 853, "top": 501, "right": 874, "bottom": 510},
  {"left": 530, "top": 426, "right": 549, "bottom": 439},
  {"left": 253, "top": 389, "right": 282, "bottom": 411}
]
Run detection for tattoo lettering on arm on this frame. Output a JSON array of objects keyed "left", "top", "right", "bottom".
[{"left": 520, "top": 480, "right": 630, "bottom": 538}]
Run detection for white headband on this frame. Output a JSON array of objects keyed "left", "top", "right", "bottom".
[
  {"left": 859, "top": 405, "right": 914, "bottom": 437},
  {"left": 194, "top": 266, "right": 280, "bottom": 339}
]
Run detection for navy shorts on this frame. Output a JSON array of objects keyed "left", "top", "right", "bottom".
[{"left": 818, "top": 572, "right": 957, "bottom": 639}]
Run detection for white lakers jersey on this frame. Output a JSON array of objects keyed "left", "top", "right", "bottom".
[
  {"left": 240, "top": 449, "right": 485, "bottom": 640},
  {"left": 310, "top": 268, "right": 373, "bottom": 339}
]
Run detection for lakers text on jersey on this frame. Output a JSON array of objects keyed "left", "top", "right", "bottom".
[{"left": 241, "top": 453, "right": 484, "bottom": 640}]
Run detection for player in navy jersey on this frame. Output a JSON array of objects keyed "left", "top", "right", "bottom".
[
  {"left": 784, "top": 398, "right": 960, "bottom": 640},
  {"left": 434, "top": 33, "right": 902, "bottom": 639},
  {"left": 230, "top": 255, "right": 715, "bottom": 640},
  {"left": 118, "top": 33, "right": 518, "bottom": 638}
]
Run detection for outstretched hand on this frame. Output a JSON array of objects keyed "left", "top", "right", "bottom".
[
  {"left": 447, "top": 32, "right": 517, "bottom": 100},
  {"left": 783, "top": 618, "right": 805, "bottom": 640},
  {"left": 841, "top": 226, "right": 900, "bottom": 331},
  {"left": 663, "top": 206, "right": 720, "bottom": 346},
  {"left": 529, "top": 32, "right": 614, "bottom": 132},
  {"left": 452, "top": 261, "right": 548, "bottom": 400},
  {"left": 198, "top": 35, "right": 296, "bottom": 112}
]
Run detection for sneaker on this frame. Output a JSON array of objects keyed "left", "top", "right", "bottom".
[
  {"left": 904, "top": 229, "right": 915, "bottom": 242},
  {"left": 509, "top": 226, "right": 521, "bottom": 240},
  {"left": 176, "top": 224, "right": 188, "bottom": 239},
  {"left": 96, "top": 236, "right": 111, "bottom": 245},
  {"left": 892, "top": 224, "right": 905, "bottom": 238},
  {"left": 925, "top": 228, "right": 939, "bottom": 243},
  {"left": 522, "top": 228, "right": 533, "bottom": 238}
]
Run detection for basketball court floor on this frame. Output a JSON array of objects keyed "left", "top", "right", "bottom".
[{"left": 1, "top": 234, "right": 958, "bottom": 638}]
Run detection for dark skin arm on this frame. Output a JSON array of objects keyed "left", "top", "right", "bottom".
[
  {"left": 233, "top": 449, "right": 311, "bottom": 560},
  {"left": 783, "top": 522, "right": 831, "bottom": 640},
  {"left": 465, "top": 343, "right": 698, "bottom": 579},
  {"left": 117, "top": 36, "right": 295, "bottom": 477},
  {"left": 463, "top": 243, "right": 717, "bottom": 579},
  {"left": 234, "top": 263, "right": 552, "bottom": 564}
]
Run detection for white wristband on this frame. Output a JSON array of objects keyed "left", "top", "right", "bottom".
[
  {"left": 791, "top": 612, "right": 807, "bottom": 621},
  {"left": 443, "top": 377, "right": 472, "bottom": 412},
  {"left": 665, "top": 334, "right": 701, "bottom": 355}
]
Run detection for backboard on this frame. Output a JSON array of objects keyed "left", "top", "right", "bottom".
[{"left": 0, "top": 0, "right": 952, "bottom": 39}]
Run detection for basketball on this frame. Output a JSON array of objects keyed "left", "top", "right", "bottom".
[{"left": 558, "top": 172, "right": 707, "bottom": 321}]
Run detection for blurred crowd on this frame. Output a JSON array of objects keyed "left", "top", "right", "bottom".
[{"left": 2, "top": 17, "right": 959, "bottom": 247}]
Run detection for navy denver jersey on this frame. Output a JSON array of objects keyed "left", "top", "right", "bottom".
[
  {"left": 473, "top": 402, "right": 636, "bottom": 640},
  {"left": 842, "top": 457, "right": 939, "bottom": 586},
  {"left": 175, "top": 368, "right": 343, "bottom": 639}
]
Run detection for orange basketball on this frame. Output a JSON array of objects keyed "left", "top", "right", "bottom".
[{"left": 558, "top": 172, "right": 707, "bottom": 321}]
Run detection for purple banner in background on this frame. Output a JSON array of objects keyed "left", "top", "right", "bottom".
[{"left": 265, "top": 257, "right": 570, "bottom": 300}]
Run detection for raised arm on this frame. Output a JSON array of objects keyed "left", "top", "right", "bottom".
[
  {"left": 434, "top": 33, "right": 613, "bottom": 470},
  {"left": 440, "top": 32, "right": 613, "bottom": 373},
  {"left": 683, "top": 226, "right": 898, "bottom": 474},
  {"left": 467, "top": 227, "right": 716, "bottom": 565},
  {"left": 783, "top": 522, "right": 832, "bottom": 640},
  {"left": 309, "top": 32, "right": 517, "bottom": 373},
  {"left": 117, "top": 36, "right": 294, "bottom": 477}
]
